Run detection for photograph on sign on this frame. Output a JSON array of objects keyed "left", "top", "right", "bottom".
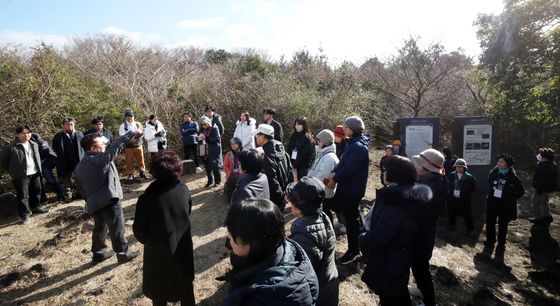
[
  {"left": 463, "top": 124, "right": 492, "bottom": 165},
  {"left": 405, "top": 125, "right": 433, "bottom": 157}
]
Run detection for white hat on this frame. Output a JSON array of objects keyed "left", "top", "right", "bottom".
[
  {"left": 412, "top": 148, "right": 445, "bottom": 174},
  {"left": 200, "top": 116, "right": 212, "bottom": 126},
  {"left": 255, "top": 124, "right": 275, "bottom": 137}
]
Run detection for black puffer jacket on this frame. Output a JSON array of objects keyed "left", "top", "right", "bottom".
[
  {"left": 262, "top": 140, "right": 291, "bottom": 208},
  {"left": 532, "top": 160, "right": 559, "bottom": 193},
  {"left": 290, "top": 211, "right": 339, "bottom": 306},
  {"left": 487, "top": 167, "right": 524, "bottom": 220},
  {"left": 222, "top": 238, "right": 319, "bottom": 306},
  {"left": 412, "top": 172, "right": 448, "bottom": 262},
  {"left": 360, "top": 184, "right": 431, "bottom": 297}
]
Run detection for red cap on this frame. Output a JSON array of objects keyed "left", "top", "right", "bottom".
[{"left": 334, "top": 125, "right": 345, "bottom": 138}]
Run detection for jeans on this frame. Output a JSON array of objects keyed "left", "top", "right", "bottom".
[
  {"left": 41, "top": 161, "right": 64, "bottom": 200},
  {"left": 91, "top": 200, "right": 130, "bottom": 258},
  {"left": 13, "top": 173, "right": 42, "bottom": 218}
]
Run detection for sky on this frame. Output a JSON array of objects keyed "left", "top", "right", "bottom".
[{"left": 0, "top": 0, "right": 504, "bottom": 65}]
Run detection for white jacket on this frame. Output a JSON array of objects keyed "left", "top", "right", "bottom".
[
  {"left": 233, "top": 118, "right": 256, "bottom": 151},
  {"left": 307, "top": 144, "right": 339, "bottom": 198},
  {"left": 144, "top": 121, "right": 167, "bottom": 153}
]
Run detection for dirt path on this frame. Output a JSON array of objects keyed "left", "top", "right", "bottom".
[{"left": 1, "top": 152, "right": 559, "bottom": 305}]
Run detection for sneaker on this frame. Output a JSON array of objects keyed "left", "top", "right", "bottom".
[
  {"left": 32, "top": 207, "right": 49, "bottom": 214},
  {"left": 117, "top": 250, "right": 140, "bottom": 264},
  {"left": 339, "top": 250, "right": 361, "bottom": 265},
  {"left": 92, "top": 250, "right": 115, "bottom": 264},
  {"left": 21, "top": 216, "right": 30, "bottom": 225},
  {"left": 213, "top": 183, "right": 220, "bottom": 188},
  {"left": 205, "top": 182, "right": 213, "bottom": 188},
  {"left": 139, "top": 171, "right": 148, "bottom": 179}
]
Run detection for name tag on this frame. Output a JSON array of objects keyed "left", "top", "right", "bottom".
[
  {"left": 453, "top": 189, "right": 460, "bottom": 198},
  {"left": 493, "top": 188, "right": 503, "bottom": 198},
  {"left": 291, "top": 150, "right": 298, "bottom": 160}
]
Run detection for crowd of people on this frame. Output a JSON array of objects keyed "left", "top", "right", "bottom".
[{"left": 0, "top": 106, "right": 558, "bottom": 306}]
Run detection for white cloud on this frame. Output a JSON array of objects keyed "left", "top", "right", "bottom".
[
  {"left": 177, "top": 17, "right": 225, "bottom": 29},
  {"left": 165, "top": 36, "right": 210, "bottom": 48},
  {"left": 102, "top": 26, "right": 160, "bottom": 43},
  {"left": 0, "top": 30, "right": 69, "bottom": 49}
]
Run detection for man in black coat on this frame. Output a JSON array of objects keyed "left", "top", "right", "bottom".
[
  {"left": 52, "top": 117, "right": 84, "bottom": 201},
  {"left": 263, "top": 107, "right": 284, "bottom": 143},
  {"left": 411, "top": 149, "right": 449, "bottom": 306},
  {"left": 205, "top": 105, "right": 224, "bottom": 141},
  {"left": 255, "top": 124, "right": 290, "bottom": 210},
  {"left": 84, "top": 117, "right": 114, "bottom": 145}
]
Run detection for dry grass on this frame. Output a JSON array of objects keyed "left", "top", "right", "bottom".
[{"left": 0, "top": 151, "right": 559, "bottom": 305}]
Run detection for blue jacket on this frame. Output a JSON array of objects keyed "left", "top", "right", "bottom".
[
  {"left": 222, "top": 238, "right": 319, "bottom": 306},
  {"left": 333, "top": 134, "right": 370, "bottom": 198},
  {"left": 180, "top": 121, "right": 199, "bottom": 145},
  {"left": 360, "top": 184, "right": 431, "bottom": 298}
]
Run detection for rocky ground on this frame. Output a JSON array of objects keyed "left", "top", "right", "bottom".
[{"left": 0, "top": 151, "right": 559, "bottom": 305}]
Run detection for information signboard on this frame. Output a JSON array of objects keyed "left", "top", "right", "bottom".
[{"left": 463, "top": 124, "right": 492, "bottom": 166}]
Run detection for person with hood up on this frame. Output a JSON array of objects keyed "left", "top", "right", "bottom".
[
  {"left": 325, "top": 116, "right": 370, "bottom": 265},
  {"left": 447, "top": 158, "right": 476, "bottom": 234},
  {"left": 531, "top": 147, "right": 558, "bottom": 225},
  {"left": 222, "top": 198, "right": 319, "bottom": 306},
  {"left": 360, "top": 155, "right": 430, "bottom": 306},
  {"left": 307, "top": 129, "right": 339, "bottom": 225},
  {"left": 410, "top": 148, "right": 449, "bottom": 306},
  {"left": 287, "top": 116, "right": 316, "bottom": 182},
  {"left": 255, "top": 123, "right": 291, "bottom": 210},
  {"left": 233, "top": 111, "right": 256, "bottom": 151},
  {"left": 144, "top": 114, "right": 167, "bottom": 157},
  {"left": 484, "top": 153, "right": 524, "bottom": 256},
  {"left": 287, "top": 176, "right": 339, "bottom": 306}
]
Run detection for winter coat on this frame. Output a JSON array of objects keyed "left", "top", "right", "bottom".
[
  {"left": 224, "top": 151, "right": 241, "bottom": 180},
  {"left": 230, "top": 173, "right": 270, "bottom": 206},
  {"left": 52, "top": 131, "right": 84, "bottom": 177},
  {"left": 443, "top": 156, "right": 457, "bottom": 176},
  {"left": 211, "top": 114, "right": 225, "bottom": 140},
  {"left": 262, "top": 140, "right": 291, "bottom": 208},
  {"left": 202, "top": 124, "right": 223, "bottom": 168},
  {"left": 487, "top": 167, "right": 524, "bottom": 221},
  {"left": 412, "top": 172, "right": 449, "bottom": 262},
  {"left": 360, "top": 184, "right": 430, "bottom": 298},
  {"left": 234, "top": 118, "right": 257, "bottom": 150},
  {"left": 144, "top": 121, "right": 167, "bottom": 153},
  {"left": 74, "top": 131, "right": 135, "bottom": 213},
  {"left": 31, "top": 133, "right": 58, "bottom": 169},
  {"left": 0, "top": 139, "right": 42, "bottom": 180},
  {"left": 133, "top": 179, "right": 195, "bottom": 304},
  {"left": 222, "top": 238, "right": 319, "bottom": 306},
  {"left": 307, "top": 144, "right": 339, "bottom": 198},
  {"left": 332, "top": 134, "right": 370, "bottom": 198},
  {"left": 532, "top": 160, "right": 559, "bottom": 193},
  {"left": 290, "top": 212, "right": 339, "bottom": 306},
  {"left": 84, "top": 128, "right": 114, "bottom": 145},
  {"left": 447, "top": 171, "right": 476, "bottom": 206},
  {"left": 180, "top": 120, "right": 199, "bottom": 146},
  {"left": 118, "top": 121, "right": 144, "bottom": 147},
  {"left": 379, "top": 155, "right": 390, "bottom": 187},
  {"left": 287, "top": 131, "right": 316, "bottom": 179},
  {"left": 265, "top": 118, "right": 284, "bottom": 143}
]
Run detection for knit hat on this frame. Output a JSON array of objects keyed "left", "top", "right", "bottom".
[
  {"left": 124, "top": 109, "right": 134, "bottom": 117},
  {"left": 453, "top": 158, "right": 468, "bottom": 169},
  {"left": 255, "top": 124, "right": 275, "bottom": 137},
  {"left": 333, "top": 125, "right": 345, "bottom": 138},
  {"left": 392, "top": 140, "right": 402, "bottom": 146},
  {"left": 385, "top": 145, "right": 395, "bottom": 152},
  {"left": 316, "top": 129, "right": 334, "bottom": 146},
  {"left": 412, "top": 148, "right": 445, "bottom": 174},
  {"left": 200, "top": 115, "right": 212, "bottom": 126},
  {"left": 344, "top": 116, "right": 365, "bottom": 134},
  {"left": 286, "top": 176, "right": 326, "bottom": 216}
]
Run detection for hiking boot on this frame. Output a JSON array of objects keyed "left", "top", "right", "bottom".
[
  {"left": 92, "top": 250, "right": 115, "bottom": 264},
  {"left": 21, "top": 216, "right": 30, "bottom": 225},
  {"left": 139, "top": 171, "right": 148, "bottom": 179},
  {"left": 339, "top": 250, "right": 361, "bottom": 265},
  {"left": 32, "top": 207, "right": 49, "bottom": 214},
  {"left": 117, "top": 250, "right": 140, "bottom": 264}
]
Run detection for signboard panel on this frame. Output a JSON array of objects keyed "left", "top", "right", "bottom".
[
  {"left": 463, "top": 124, "right": 492, "bottom": 166},
  {"left": 405, "top": 125, "right": 434, "bottom": 158}
]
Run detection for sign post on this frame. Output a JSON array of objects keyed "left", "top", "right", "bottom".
[{"left": 396, "top": 117, "right": 440, "bottom": 157}]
